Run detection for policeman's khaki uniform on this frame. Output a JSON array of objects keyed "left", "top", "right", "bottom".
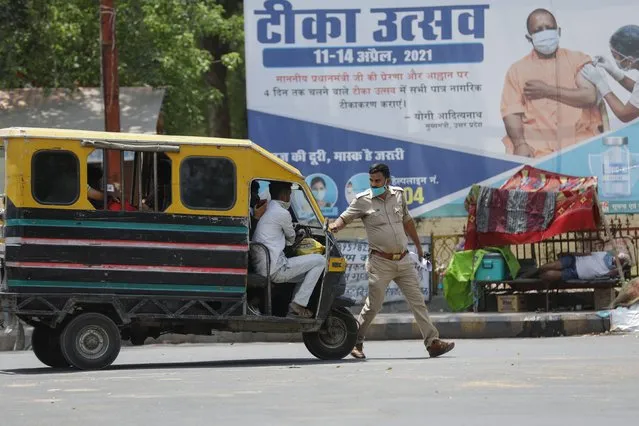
[{"left": 340, "top": 186, "right": 439, "bottom": 346}]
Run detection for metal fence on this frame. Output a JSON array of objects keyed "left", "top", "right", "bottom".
[{"left": 429, "top": 216, "right": 639, "bottom": 294}]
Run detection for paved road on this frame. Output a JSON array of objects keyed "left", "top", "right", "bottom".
[{"left": 1, "top": 336, "right": 638, "bottom": 425}]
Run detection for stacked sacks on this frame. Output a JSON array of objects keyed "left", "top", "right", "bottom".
[{"left": 612, "top": 278, "right": 639, "bottom": 309}]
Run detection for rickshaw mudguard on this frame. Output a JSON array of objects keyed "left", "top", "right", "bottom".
[
  {"left": 312, "top": 232, "right": 350, "bottom": 318},
  {"left": 331, "top": 295, "right": 355, "bottom": 309}
]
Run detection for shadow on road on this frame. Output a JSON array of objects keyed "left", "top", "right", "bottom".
[
  {"left": 1, "top": 357, "right": 358, "bottom": 375},
  {"left": 0, "top": 355, "right": 444, "bottom": 375}
]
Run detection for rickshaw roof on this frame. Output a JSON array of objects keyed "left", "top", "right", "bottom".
[{"left": 0, "top": 127, "right": 303, "bottom": 178}]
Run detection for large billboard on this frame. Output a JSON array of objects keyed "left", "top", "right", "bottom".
[{"left": 244, "top": 0, "right": 639, "bottom": 217}]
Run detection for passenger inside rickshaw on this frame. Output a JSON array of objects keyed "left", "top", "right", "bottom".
[
  {"left": 249, "top": 180, "right": 267, "bottom": 239},
  {"left": 87, "top": 163, "right": 138, "bottom": 211},
  {"left": 87, "top": 162, "right": 108, "bottom": 207},
  {"left": 248, "top": 180, "right": 326, "bottom": 317},
  {"left": 85, "top": 150, "right": 171, "bottom": 212}
]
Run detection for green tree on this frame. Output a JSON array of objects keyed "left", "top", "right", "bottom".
[
  {"left": 0, "top": 0, "right": 101, "bottom": 89},
  {"left": 0, "top": 0, "right": 247, "bottom": 137}
]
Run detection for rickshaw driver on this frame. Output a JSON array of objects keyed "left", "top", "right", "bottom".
[
  {"left": 248, "top": 180, "right": 268, "bottom": 315},
  {"left": 251, "top": 181, "right": 326, "bottom": 318}
]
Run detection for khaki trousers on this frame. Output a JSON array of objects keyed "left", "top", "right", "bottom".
[{"left": 357, "top": 253, "right": 439, "bottom": 346}]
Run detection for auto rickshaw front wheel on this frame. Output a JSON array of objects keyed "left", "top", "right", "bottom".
[
  {"left": 60, "top": 313, "right": 122, "bottom": 370},
  {"left": 31, "top": 326, "right": 69, "bottom": 368},
  {"left": 302, "top": 307, "right": 358, "bottom": 360}
]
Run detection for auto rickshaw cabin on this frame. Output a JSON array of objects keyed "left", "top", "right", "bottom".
[{"left": 0, "top": 127, "right": 356, "bottom": 370}]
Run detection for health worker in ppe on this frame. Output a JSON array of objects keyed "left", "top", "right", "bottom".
[
  {"left": 500, "top": 8, "right": 602, "bottom": 158},
  {"left": 581, "top": 25, "right": 639, "bottom": 123}
]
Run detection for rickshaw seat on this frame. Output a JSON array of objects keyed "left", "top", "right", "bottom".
[
  {"left": 247, "top": 273, "right": 268, "bottom": 289},
  {"left": 248, "top": 242, "right": 272, "bottom": 315}
]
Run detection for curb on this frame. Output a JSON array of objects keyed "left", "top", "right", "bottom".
[
  {"left": 364, "top": 312, "right": 611, "bottom": 340},
  {"left": 0, "top": 311, "right": 610, "bottom": 351}
]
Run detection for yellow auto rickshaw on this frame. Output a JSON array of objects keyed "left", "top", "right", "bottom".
[{"left": 0, "top": 127, "right": 356, "bottom": 370}]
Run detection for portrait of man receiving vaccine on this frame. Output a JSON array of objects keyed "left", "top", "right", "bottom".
[{"left": 500, "top": 8, "right": 604, "bottom": 158}]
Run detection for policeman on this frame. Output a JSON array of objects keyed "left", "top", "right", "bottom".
[{"left": 329, "top": 163, "right": 455, "bottom": 359}]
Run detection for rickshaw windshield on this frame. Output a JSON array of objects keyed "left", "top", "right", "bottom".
[{"left": 291, "top": 184, "right": 322, "bottom": 228}]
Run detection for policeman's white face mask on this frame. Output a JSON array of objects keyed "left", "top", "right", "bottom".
[{"left": 531, "top": 29, "right": 560, "bottom": 55}]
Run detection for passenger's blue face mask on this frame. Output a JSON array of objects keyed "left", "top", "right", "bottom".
[{"left": 370, "top": 184, "right": 387, "bottom": 198}]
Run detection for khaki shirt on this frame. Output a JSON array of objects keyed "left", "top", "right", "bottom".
[{"left": 340, "top": 186, "right": 412, "bottom": 254}]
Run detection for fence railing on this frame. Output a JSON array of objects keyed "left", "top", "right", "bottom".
[{"left": 429, "top": 216, "right": 639, "bottom": 294}]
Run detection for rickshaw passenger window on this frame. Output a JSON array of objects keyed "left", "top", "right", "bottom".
[
  {"left": 85, "top": 150, "right": 172, "bottom": 212},
  {"left": 180, "top": 157, "right": 235, "bottom": 210},
  {"left": 31, "top": 150, "right": 79, "bottom": 205}
]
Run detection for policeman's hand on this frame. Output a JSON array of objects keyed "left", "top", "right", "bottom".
[
  {"left": 328, "top": 219, "right": 343, "bottom": 234},
  {"left": 593, "top": 55, "right": 625, "bottom": 82}
]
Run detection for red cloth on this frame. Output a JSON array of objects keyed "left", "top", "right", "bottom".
[
  {"left": 479, "top": 189, "right": 555, "bottom": 234},
  {"left": 107, "top": 199, "right": 137, "bottom": 211},
  {"left": 484, "top": 188, "right": 508, "bottom": 233},
  {"left": 501, "top": 165, "right": 597, "bottom": 192},
  {"left": 464, "top": 166, "right": 601, "bottom": 250}
]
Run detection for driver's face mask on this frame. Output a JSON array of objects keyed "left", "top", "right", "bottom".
[{"left": 276, "top": 200, "right": 291, "bottom": 210}]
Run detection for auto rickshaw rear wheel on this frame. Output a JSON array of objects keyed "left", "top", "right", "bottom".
[
  {"left": 31, "top": 326, "right": 69, "bottom": 368},
  {"left": 60, "top": 313, "right": 121, "bottom": 370},
  {"left": 302, "top": 307, "right": 358, "bottom": 360}
]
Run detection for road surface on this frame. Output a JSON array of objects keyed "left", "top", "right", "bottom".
[{"left": 1, "top": 336, "right": 638, "bottom": 425}]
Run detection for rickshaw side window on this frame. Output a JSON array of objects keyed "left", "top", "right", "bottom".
[
  {"left": 31, "top": 150, "right": 80, "bottom": 205},
  {"left": 180, "top": 157, "right": 236, "bottom": 210},
  {"left": 138, "top": 152, "right": 172, "bottom": 212},
  {"left": 85, "top": 149, "right": 172, "bottom": 212}
]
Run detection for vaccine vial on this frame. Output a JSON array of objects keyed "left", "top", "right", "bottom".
[{"left": 601, "top": 136, "right": 631, "bottom": 197}]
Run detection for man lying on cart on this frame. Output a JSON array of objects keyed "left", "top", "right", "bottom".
[{"left": 535, "top": 250, "right": 630, "bottom": 282}]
